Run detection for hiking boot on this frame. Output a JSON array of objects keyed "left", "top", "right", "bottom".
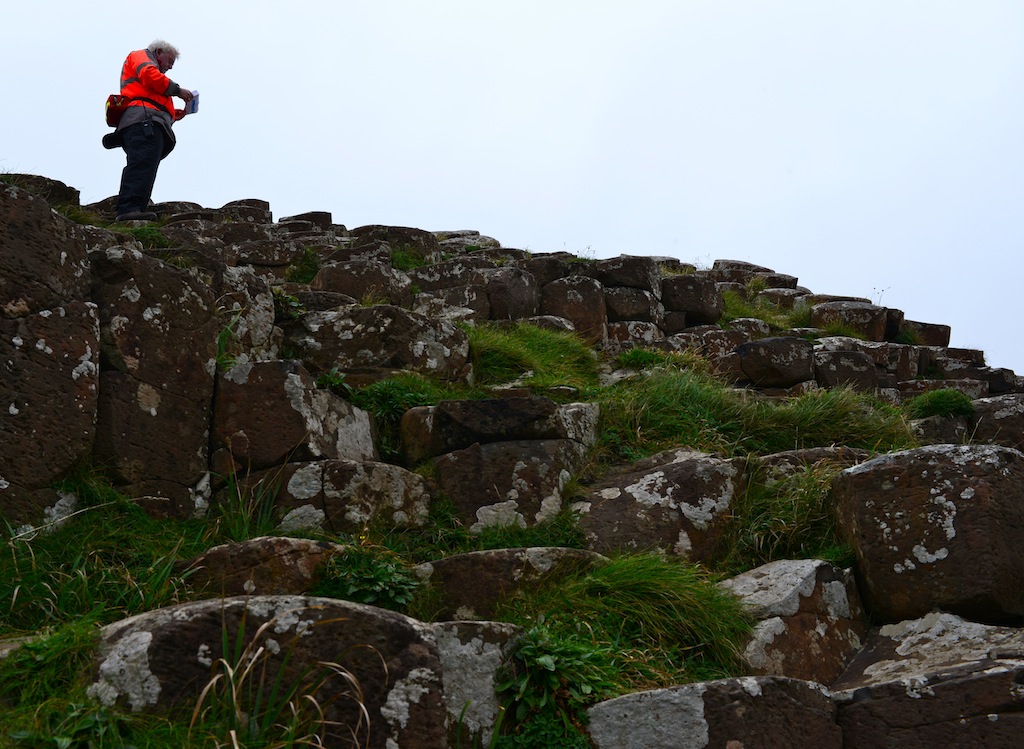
[{"left": 115, "top": 211, "right": 158, "bottom": 222}]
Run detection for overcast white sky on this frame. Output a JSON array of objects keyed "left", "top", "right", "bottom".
[{"left": 4, "top": 2, "right": 1023, "bottom": 374}]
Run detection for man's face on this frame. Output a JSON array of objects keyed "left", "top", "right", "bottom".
[{"left": 155, "top": 50, "right": 176, "bottom": 73}]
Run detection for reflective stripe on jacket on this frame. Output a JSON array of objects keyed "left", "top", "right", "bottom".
[{"left": 120, "top": 49, "right": 175, "bottom": 118}]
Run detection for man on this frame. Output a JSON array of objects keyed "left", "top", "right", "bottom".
[{"left": 103, "top": 40, "right": 194, "bottom": 222}]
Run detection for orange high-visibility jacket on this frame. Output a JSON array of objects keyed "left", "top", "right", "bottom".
[{"left": 119, "top": 49, "right": 175, "bottom": 118}]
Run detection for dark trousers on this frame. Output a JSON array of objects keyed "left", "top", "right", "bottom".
[{"left": 116, "top": 120, "right": 165, "bottom": 215}]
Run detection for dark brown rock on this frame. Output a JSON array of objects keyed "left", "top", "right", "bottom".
[
  {"left": 434, "top": 439, "right": 586, "bottom": 531},
  {"left": 901, "top": 319, "right": 951, "bottom": 346},
  {"left": 603, "top": 286, "right": 663, "bottom": 324},
  {"left": 591, "top": 255, "right": 662, "bottom": 298},
  {"left": 473, "top": 267, "right": 540, "bottom": 320},
  {"left": 540, "top": 275, "right": 607, "bottom": 343},
  {"left": 400, "top": 397, "right": 598, "bottom": 465},
  {"left": 833, "top": 444, "right": 1024, "bottom": 623},
  {"left": 263, "top": 459, "right": 434, "bottom": 535},
  {"left": 0, "top": 301, "right": 99, "bottom": 526},
  {"left": 661, "top": 273, "right": 724, "bottom": 324},
  {"left": 736, "top": 336, "right": 815, "bottom": 388},
  {"left": 1, "top": 182, "right": 93, "bottom": 317},
  {"left": 587, "top": 676, "right": 841, "bottom": 749},
  {"left": 721, "top": 559, "right": 867, "bottom": 684},
  {"left": 87, "top": 596, "right": 447, "bottom": 749},
  {"left": 182, "top": 536, "right": 345, "bottom": 596},
  {"left": 406, "top": 256, "right": 496, "bottom": 292},
  {"left": 814, "top": 349, "right": 879, "bottom": 391},
  {"left": 971, "top": 393, "right": 1024, "bottom": 450},
  {"left": 811, "top": 301, "right": 888, "bottom": 341},
  {"left": 90, "top": 248, "right": 218, "bottom": 514},
  {"left": 414, "top": 547, "right": 606, "bottom": 620},
  {"left": 575, "top": 450, "right": 746, "bottom": 562},
  {"left": 284, "top": 305, "right": 472, "bottom": 382},
  {"left": 213, "top": 360, "right": 376, "bottom": 473},
  {"left": 832, "top": 611, "right": 1024, "bottom": 749},
  {"left": 312, "top": 259, "right": 413, "bottom": 306}
]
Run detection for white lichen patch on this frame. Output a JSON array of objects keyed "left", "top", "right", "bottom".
[
  {"left": 472, "top": 500, "right": 525, "bottom": 533},
  {"left": 277, "top": 505, "right": 327, "bottom": 533},
  {"left": 88, "top": 631, "right": 162, "bottom": 712},
  {"left": 381, "top": 667, "right": 438, "bottom": 731}
]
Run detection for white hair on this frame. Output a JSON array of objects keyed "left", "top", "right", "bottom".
[{"left": 147, "top": 40, "right": 180, "bottom": 59}]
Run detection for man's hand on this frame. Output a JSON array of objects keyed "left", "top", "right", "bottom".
[{"left": 179, "top": 89, "right": 194, "bottom": 103}]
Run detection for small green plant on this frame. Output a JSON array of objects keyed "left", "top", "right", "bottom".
[
  {"left": 495, "top": 624, "right": 615, "bottom": 747},
  {"left": 904, "top": 388, "right": 974, "bottom": 420},
  {"left": 390, "top": 243, "right": 431, "bottom": 271},
  {"left": 215, "top": 310, "right": 243, "bottom": 370},
  {"left": 272, "top": 286, "right": 305, "bottom": 322},
  {"left": 284, "top": 247, "right": 322, "bottom": 284},
  {"left": 316, "top": 366, "right": 353, "bottom": 399},
  {"left": 214, "top": 471, "right": 280, "bottom": 542},
  {"left": 310, "top": 544, "right": 420, "bottom": 610},
  {"left": 348, "top": 374, "right": 443, "bottom": 460}
]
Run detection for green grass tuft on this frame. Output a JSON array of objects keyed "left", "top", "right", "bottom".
[{"left": 904, "top": 388, "right": 975, "bottom": 420}]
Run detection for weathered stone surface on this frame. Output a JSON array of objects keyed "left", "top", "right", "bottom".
[
  {"left": 432, "top": 620, "right": 521, "bottom": 748},
  {"left": 473, "top": 266, "right": 540, "bottom": 320},
  {"left": 350, "top": 224, "right": 443, "bottom": 265},
  {"left": 606, "top": 321, "right": 665, "bottom": 349},
  {"left": 540, "top": 275, "right": 607, "bottom": 343},
  {"left": 521, "top": 252, "right": 577, "bottom": 286},
  {"left": 414, "top": 547, "right": 606, "bottom": 620},
  {"left": 909, "top": 415, "right": 971, "bottom": 445},
  {"left": 312, "top": 259, "right": 413, "bottom": 306},
  {"left": 591, "top": 255, "right": 662, "bottom": 298},
  {"left": 90, "top": 248, "right": 218, "bottom": 515},
  {"left": 814, "top": 349, "right": 879, "bottom": 391},
  {"left": 603, "top": 286, "right": 663, "bottom": 325},
  {"left": 811, "top": 301, "right": 888, "bottom": 341},
  {"left": 971, "top": 393, "right": 1024, "bottom": 450},
  {"left": 215, "top": 264, "right": 279, "bottom": 362},
  {"left": 406, "top": 255, "right": 496, "bottom": 292},
  {"left": 721, "top": 559, "right": 866, "bottom": 684},
  {"left": 899, "top": 377, "right": 989, "bottom": 400},
  {"left": 832, "top": 611, "right": 1024, "bottom": 749},
  {"left": 264, "top": 459, "right": 433, "bottom": 534},
  {"left": 753, "top": 446, "right": 873, "bottom": 484},
  {"left": 587, "top": 676, "right": 841, "bottom": 749},
  {"left": 88, "top": 596, "right": 447, "bottom": 749},
  {"left": 901, "top": 319, "right": 951, "bottom": 347},
  {"left": 400, "top": 397, "right": 598, "bottom": 465},
  {"left": 575, "top": 450, "right": 745, "bottom": 561},
  {"left": 1, "top": 302, "right": 99, "bottom": 526},
  {"left": 284, "top": 304, "right": 472, "bottom": 382},
  {"left": 736, "top": 336, "right": 815, "bottom": 388},
  {"left": 182, "top": 536, "right": 344, "bottom": 597},
  {"left": 1, "top": 183, "right": 93, "bottom": 317},
  {"left": 213, "top": 360, "right": 376, "bottom": 472},
  {"left": 435, "top": 439, "right": 586, "bottom": 531},
  {"left": 3, "top": 174, "right": 80, "bottom": 207},
  {"left": 660, "top": 274, "right": 724, "bottom": 324},
  {"left": 833, "top": 444, "right": 1024, "bottom": 623},
  {"left": 220, "top": 198, "right": 272, "bottom": 223}
]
